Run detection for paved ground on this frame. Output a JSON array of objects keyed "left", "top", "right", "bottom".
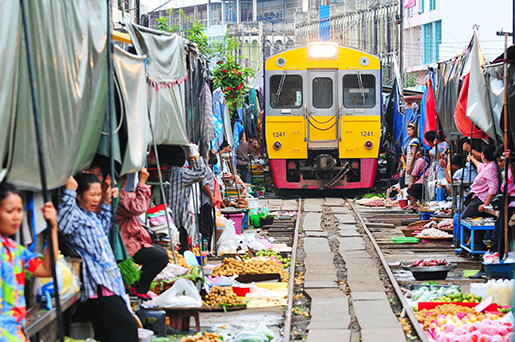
[{"left": 302, "top": 199, "right": 406, "bottom": 342}]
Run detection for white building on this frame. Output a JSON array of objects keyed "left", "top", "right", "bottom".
[{"left": 403, "top": 0, "right": 512, "bottom": 85}]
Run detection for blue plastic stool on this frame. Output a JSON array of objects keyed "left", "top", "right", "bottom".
[{"left": 419, "top": 212, "right": 432, "bottom": 221}]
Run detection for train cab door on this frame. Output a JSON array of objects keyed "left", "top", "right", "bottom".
[{"left": 306, "top": 70, "right": 339, "bottom": 151}]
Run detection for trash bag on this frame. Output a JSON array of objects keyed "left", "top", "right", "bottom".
[{"left": 145, "top": 278, "right": 201, "bottom": 308}]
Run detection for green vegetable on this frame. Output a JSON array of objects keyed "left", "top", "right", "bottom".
[{"left": 118, "top": 258, "right": 141, "bottom": 287}]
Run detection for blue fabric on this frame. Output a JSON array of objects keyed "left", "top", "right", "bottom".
[
  {"left": 211, "top": 88, "right": 225, "bottom": 152},
  {"left": 453, "top": 162, "right": 478, "bottom": 183},
  {"left": 233, "top": 121, "right": 244, "bottom": 164},
  {"left": 393, "top": 86, "right": 404, "bottom": 155},
  {"left": 57, "top": 189, "right": 126, "bottom": 303}
]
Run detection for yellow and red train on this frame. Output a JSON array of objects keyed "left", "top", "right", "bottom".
[{"left": 264, "top": 43, "right": 383, "bottom": 190}]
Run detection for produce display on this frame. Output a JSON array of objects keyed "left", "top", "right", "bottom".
[
  {"left": 430, "top": 292, "right": 482, "bottom": 303},
  {"left": 415, "top": 228, "right": 453, "bottom": 238},
  {"left": 180, "top": 332, "right": 222, "bottom": 342},
  {"left": 211, "top": 257, "right": 289, "bottom": 282},
  {"left": 191, "top": 247, "right": 208, "bottom": 257},
  {"left": 242, "top": 249, "right": 291, "bottom": 268},
  {"left": 409, "top": 259, "right": 452, "bottom": 267},
  {"left": 355, "top": 196, "right": 396, "bottom": 207},
  {"left": 220, "top": 198, "right": 247, "bottom": 209},
  {"left": 167, "top": 250, "right": 193, "bottom": 269},
  {"left": 202, "top": 286, "right": 246, "bottom": 307},
  {"left": 415, "top": 304, "right": 512, "bottom": 341},
  {"left": 408, "top": 285, "right": 461, "bottom": 308}
]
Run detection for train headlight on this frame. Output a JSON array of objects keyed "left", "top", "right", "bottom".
[
  {"left": 365, "top": 141, "right": 373, "bottom": 149},
  {"left": 307, "top": 43, "right": 338, "bottom": 60},
  {"left": 273, "top": 141, "right": 282, "bottom": 150}
]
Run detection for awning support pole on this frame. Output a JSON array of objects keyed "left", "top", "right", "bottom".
[{"left": 20, "top": 0, "right": 64, "bottom": 340}]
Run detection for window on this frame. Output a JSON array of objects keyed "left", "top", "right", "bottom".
[
  {"left": 420, "top": 0, "right": 425, "bottom": 13},
  {"left": 429, "top": 0, "right": 436, "bottom": 11},
  {"left": 343, "top": 74, "right": 376, "bottom": 108},
  {"left": 424, "top": 23, "right": 434, "bottom": 64},
  {"left": 435, "top": 20, "right": 442, "bottom": 61},
  {"left": 312, "top": 78, "right": 333, "bottom": 108},
  {"left": 270, "top": 75, "right": 303, "bottom": 109}
]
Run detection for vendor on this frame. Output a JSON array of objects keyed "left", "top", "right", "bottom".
[
  {"left": 200, "top": 152, "right": 217, "bottom": 252},
  {"left": 58, "top": 174, "right": 138, "bottom": 342},
  {"left": 461, "top": 144, "right": 500, "bottom": 219},
  {"left": 236, "top": 133, "right": 250, "bottom": 183},
  {"left": 490, "top": 149, "right": 515, "bottom": 257},
  {"left": 117, "top": 167, "right": 168, "bottom": 301},
  {"left": 439, "top": 154, "right": 478, "bottom": 193},
  {"left": 406, "top": 146, "right": 430, "bottom": 210},
  {"left": 161, "top": 144, "right": 207, "bottom": 254},
  {"left": 403, "top": 123, "right": 420, "bottom": 178}
]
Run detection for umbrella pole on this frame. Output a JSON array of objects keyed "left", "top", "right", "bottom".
[
  {"left": 503, "top": 33, "right": 509, "bottom": 259},
  {"left": 20, "top": 1, "right": 64, "bottom": 341},
  {"left": 106, "top": 0, "right": 117, "bottom": 256},
  {"left": 147, "top": 111, "right": 177, "bottom": 265}
]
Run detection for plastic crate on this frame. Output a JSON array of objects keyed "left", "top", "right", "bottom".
[{"left": 483, "top": 262, "right": 515, "bottom": 279}]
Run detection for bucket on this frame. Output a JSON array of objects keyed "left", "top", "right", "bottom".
[
  {"left": 483, "top": 262, "right": 515, "bottom": 279},
  {"left": 138, "top": 328, "right": 154, "bottom": 342},
  {"left": 228, "top": 213, "right": 244, "bottom": 234},
  {"left": 398, "top": 199, "right": 408, "bottom": 209}
]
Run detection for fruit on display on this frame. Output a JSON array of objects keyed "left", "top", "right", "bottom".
[
  {"left": 431, "top": 292, "right": 482, "bottom": 304},
  {"left": 167, "top": 250, "right": 193, "bottom": 269},
  {"left": 251, "top": 249, "right": 291, "bottom": 268},
  {"left": 191, "top": 247, "right": 208, "bottom": 257},
  {"left": 211, "top": 257, "right": 289, "bottom": 282},
  {"left": 409, "top": 259, "right": 452, "bottom": 267},
  {"left": 415, "top": 304, "right": 512, "bottom": 341},
  {"left": 180, "top": 332, "right": 222, "bottom": 342},
  {"left": 202, "top": 286, "right": 245, "bottom": 307}
]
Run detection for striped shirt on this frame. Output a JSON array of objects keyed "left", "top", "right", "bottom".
[
  {"left": 165, "top": 157, "right": 207, "bottom": 235},
  {"left": 58, "top": 189, "right": 126, "bottom": 302}
]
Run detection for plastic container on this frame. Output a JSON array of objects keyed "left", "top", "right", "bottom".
[
  {"left": 138, "top": 328, "right": 154, "bottom": 342},
  {"left": 247, "top": 198, "right": 259, "bottom": 209},
  {"left": 260, "top": 216, "right": 274, "bottom": 226},
  {"left": 398, "top": 199, "right": 408, "bottom": 209},
  {"left": 483, "top": 262, "right": 515, "bottom": 279},
  {"left": 419, "top": 212, "right": 433, "bottom": 221},
  {"left": 470, "top": 283, "right": 488, "bottom": 299},
  {"left": 196, "top": 255, "right": 207, "bottom": 265},
  {"left": 232, "top": 286, "right": 251, "bottom": 296}
]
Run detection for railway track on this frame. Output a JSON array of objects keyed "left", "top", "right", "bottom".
[{"left": 284, "top": 197, "right": 483, "bottom": 342}]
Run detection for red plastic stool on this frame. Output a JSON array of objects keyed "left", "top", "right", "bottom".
[{"left": 164, "top": 309, "right": 200, "bottom": 332}]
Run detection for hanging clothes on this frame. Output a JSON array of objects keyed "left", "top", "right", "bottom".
[
  {"left": 212, "top": 88, "right": 226, "bottom": 151},
  {"left": 200, "top": 83, "right": 215, "bottom": 157},
  {"left": 423, "top": 72, "right": 437, "bottom": 146}
]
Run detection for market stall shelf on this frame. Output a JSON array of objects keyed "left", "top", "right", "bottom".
[{"left": 460, "top": 220, "right": 496, "bottom": 254}]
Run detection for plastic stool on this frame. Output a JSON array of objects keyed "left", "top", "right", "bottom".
[
  {"left": 164, "top": 309, "right": 200, "bottom": 332},
  {"left": 136, "top": 309, "right": 167, "bottom": 337}
]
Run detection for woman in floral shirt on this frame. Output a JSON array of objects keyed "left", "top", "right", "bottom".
[{"left": 0, "top": 182, "right": 58, "bottom": 342}]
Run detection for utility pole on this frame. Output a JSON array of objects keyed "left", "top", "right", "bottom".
[{"left": 398, "top": 0, "right": 404, "bottom": 87}]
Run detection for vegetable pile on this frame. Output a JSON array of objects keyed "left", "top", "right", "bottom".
[
  {"left": 431, "top": 292, "right": 482, "bottom": 303},
  {"left": 211, "top": 257, "right": 289, "bottom": 282},
  {"left": 242, "top": 249, "right": 291, "bottom": 268}
]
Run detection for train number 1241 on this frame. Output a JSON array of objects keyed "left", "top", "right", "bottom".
[
  {"left": 360, "top": 131, "right": 373, "bottom": 137},
  {"left": 273, "top": 132, "right": 285, "bottom": 137}
]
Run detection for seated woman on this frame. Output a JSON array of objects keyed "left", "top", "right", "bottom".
[
  {"left": 117, "top": 168, "right": 168, "bottom": 300},
  {"left": 406, "top": 147, "right": 430, "bottom": 210},
  {"left": 58, "top": 173, "right": 138, "bottom": 342}
]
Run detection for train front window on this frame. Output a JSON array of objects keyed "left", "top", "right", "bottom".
[
  {"left": 343, "top": 74, "right": 376, "bottom": 108},
  {"left": 312, "top": 77, "right": 333, "bottom": 108},
  {"left": 270, "top": 74, "right": 303, "bottom": 109}
]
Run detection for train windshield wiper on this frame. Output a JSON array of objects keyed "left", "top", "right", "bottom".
[
  {"left": 357, "top": 71, "right": 366, "bottom": 103},
  {"left": 276, "top": 72, "right": 287, "bottom": 103}
]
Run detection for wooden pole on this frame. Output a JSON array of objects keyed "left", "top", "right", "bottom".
[{"left": 503, "top": 33, "right": 509, "bottom": 258}]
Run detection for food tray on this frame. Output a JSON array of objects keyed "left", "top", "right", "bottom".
[
  {"left": 235, "top": 273, "right": 281, "bottom": 283},
  {"left": 392, "top": 237, "right": 419, "bottom": 243},
  {"left": 401, "top": 229, "right": 422, "bottom": 237},
  {"left": 401, "top": 263, "right": 457, "bottom": 272},
  {"left": 418, "top": 302, "right": 498, "bottom": 312},
  {"left": 198, "top": 304, "right": 247, "bottom": 312},
  {"left": 406, "top": 220, "right": 431, "bottom": 228}
]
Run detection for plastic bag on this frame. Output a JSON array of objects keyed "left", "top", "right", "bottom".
[
  {"left": 145, "top": 278, "right": 201, "bottom": 308},
  {"left": 152, "top": 263, "right": 190, "bottom": 282},
  {"left": 216, "top": 324, "right": 274, "bottom": 342}
]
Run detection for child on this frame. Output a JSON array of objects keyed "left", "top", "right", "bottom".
[
  {"left": 0, "top": 182, "right": 58, "bottom": 342},
  {"left": 58, "top": 173, "right": 138, "bottom": 342}
]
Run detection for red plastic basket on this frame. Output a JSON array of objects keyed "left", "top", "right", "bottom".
[{"left": 232, "top": 286, "right": 251, "bottom": 297}]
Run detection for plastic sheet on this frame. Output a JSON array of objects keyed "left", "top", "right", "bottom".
[
  {"left": 144, "top": 278, "right": 201, "bottom": 308},
  {"left": 126, "top": 23, "right": 189, "bottom": 147},
  {"left": 8, "top": 0, "right": 108, "bottom": 190}
]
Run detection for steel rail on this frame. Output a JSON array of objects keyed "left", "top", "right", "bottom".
[
  {"left": 283, "top": 199, "right": 302, "bottom": 342},
  {"left": 349, "top": 201, "right": 428, "bottom": 342}
]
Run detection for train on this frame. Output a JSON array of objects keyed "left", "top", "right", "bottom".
[{"left": 264, "top": 43, "right": 383, "bottom": 190}]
